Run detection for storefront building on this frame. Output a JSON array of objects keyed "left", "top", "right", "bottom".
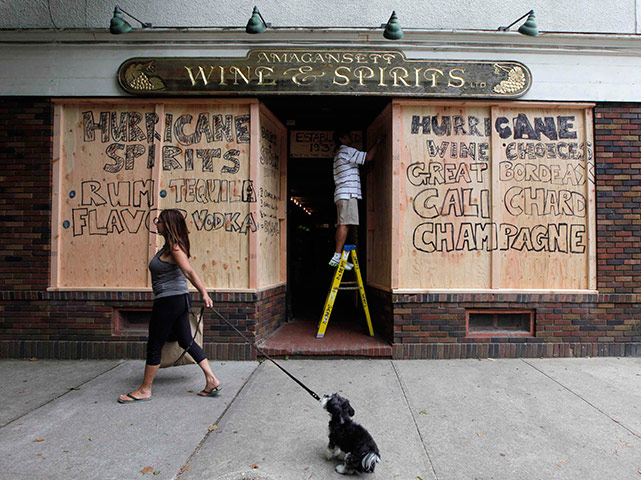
[{"left": 1, "top": 1, "right": 641, "bottom": 359}]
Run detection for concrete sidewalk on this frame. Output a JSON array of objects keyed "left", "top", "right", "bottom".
[{"left": 0, "top": 358, "right": 640, "bottom": 479}]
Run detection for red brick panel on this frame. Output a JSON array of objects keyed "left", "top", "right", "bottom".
[
  {"left": 0, "top": 98, "right": 53, "bottom": 291},
  {"left": 595, "top": 103, "right": 641, "bottom": 293}
]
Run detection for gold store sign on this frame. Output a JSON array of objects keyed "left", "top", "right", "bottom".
[{"left": 118, "top": 49, "right": 531, "bottom": 98}]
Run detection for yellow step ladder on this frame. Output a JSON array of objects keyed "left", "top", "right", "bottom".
[{"left": 317, "top": 244, "right": 374, "bottom": 339}]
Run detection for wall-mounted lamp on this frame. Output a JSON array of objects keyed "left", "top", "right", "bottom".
[
  {"left": 109, "top": 5, "right": 152, "bottom": 34},
  {"left": 246, "top": 6, "right": 271, "bottom": 34},
  {"left": 382, "top": 11, "right": 403, "bottom": 40},
  {"left": 498, "top": 10, "right": 538, "bottom": 36}
]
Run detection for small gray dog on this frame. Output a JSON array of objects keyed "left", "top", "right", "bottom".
[{"left": 321, "top": 393, "right": 381, "bottom": 475}]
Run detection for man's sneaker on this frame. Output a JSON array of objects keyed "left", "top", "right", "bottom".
[{"left": 329, "top": 253, "right": 354, "bottom": 270}]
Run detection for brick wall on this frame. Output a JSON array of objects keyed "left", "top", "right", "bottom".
[
  {"left": 0, "top": 97, "right": 52, "bottom": 291},
  {"left": 595, "top": 103, "right": 641, "bottom": 293},
  {"left": 388, "top": 292, "right": 641, "bottom": 343},
  {"left": 254, "top": 285, "right": 287, "bottom": 343},
  {"left": 0, "top": 288, "right": 286, "bottom": 360},
  {"left": 386, "top": 290, "right": 641, "bottom": 359}
]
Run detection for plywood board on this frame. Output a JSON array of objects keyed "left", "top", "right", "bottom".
[
  {"left": 396, "top": 100, "right": 594, "bottom": 291},
  {"left": 584, "top": 108, "right": 597, "bottom": 290},
  {"left": 491, "top": 105, "right": 592, "bottom": 290},
  {"left": 54, "top": 101, "right": 255, "bottom": 290},
  {"left": 391, "top": 103, "right": 402, "bottom": 290},
  {"left": 398, "top": 103, "right": 493, "bottom": 289},
  {"left": 50, "top": 104, "right": 63, "bottom": 288},
  {"left": 157, "top": 103, "right": 252, "bottom": 289},
  {"left": 366, "top": 105, "right": 393, "bottom": 289},
  {"left": 57, "top": 103, "right": 157, "bottom": 288},
  {"left": 258, "top": 104, "right": 286, "bottom": 288}
]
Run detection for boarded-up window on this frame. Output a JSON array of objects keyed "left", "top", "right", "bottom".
[
  {"left": 51, "top": 100, "right": 285, "bottom": 291},
  {"left": 389, "top": 101, "right": 595, "bottom": 291}
]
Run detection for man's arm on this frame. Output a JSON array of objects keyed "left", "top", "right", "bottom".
[{"left": 365, "top": 136, "right": 384, "bottom": 162}]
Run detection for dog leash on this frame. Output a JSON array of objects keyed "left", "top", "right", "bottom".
[{"left": 209, "top": 306, "right": 321, "bottom": 402}]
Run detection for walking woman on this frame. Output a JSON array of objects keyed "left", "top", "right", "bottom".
[{"left": 118, "top": 209, "right": 221, "bottom": 403}]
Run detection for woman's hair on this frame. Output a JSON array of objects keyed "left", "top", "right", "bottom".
[{"left": 158, "top": 209, "right": 191, "bottom": 258}]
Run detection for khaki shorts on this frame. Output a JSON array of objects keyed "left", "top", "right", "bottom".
[{"left": 336, "top": 198, "right": 359, "bottom": 225}]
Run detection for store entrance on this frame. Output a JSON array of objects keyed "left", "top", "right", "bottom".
[{"left": 261, "top": 95, "right": 391, "bottom": 352}]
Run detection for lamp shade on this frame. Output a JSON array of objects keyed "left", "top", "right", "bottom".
[
  {"left": 383, "top": 11, "right": 403, "bottom": 40},
  {"left": 517, "top": 12, "right": 538, "bottom": 36},
  {"left": 246, "top": 6, "right": 267, "bottom": 34},
  {"left": 110, "top": 8, "right": 132, "bottom": 34}
]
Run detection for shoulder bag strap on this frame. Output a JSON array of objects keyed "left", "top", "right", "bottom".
[{"left": 172, "top": 305, "right": 204, "bottom": 367}]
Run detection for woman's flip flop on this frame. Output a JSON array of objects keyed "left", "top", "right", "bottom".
[
  {"left": 118, "top": 393, "right": 152, "bottom": 404},
  {"left": 198, "top": 386, "right": 222, "bottom": 397}
]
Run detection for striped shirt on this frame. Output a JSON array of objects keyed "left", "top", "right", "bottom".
[{"left": 333, "top": 145, "right": 366, "bottom": 202}]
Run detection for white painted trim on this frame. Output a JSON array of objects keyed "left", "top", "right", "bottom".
[
  {"left": 0, "top": 29, "right": 640, "bottom": 101},
  {"left": 367, "top": 283, "right": 600, "bottom": 295},
  {"left": 46, "top": 283, "right": 285, "bottom": 293},
  {"left": 391, "top": 289, "right": 599, "bottom": 295},
  {"left": 1, "top": 29, "right": 640, "bottom": 52}
]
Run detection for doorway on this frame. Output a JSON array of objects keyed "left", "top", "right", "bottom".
[{"left": 261, "top": 95, "right": 389, "bottom": 345}]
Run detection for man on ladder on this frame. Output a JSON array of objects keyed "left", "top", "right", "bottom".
[
  {"left": 319, "top": 128, "right": 383, "bottom": 338},
  {"left": 328, "top": 127, "right": 383, "bottom": 270}
]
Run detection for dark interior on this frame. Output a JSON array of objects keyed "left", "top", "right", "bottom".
[{"left": 260, "top": 95, "right": 389, "bottom": 323}]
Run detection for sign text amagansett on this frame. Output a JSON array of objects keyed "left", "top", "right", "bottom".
[{"left": 118, "top": 49, "right": 531, "bottom": 98}]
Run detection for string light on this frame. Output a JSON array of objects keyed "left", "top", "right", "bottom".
[{"left": 290, "top": 196, "right": 312, "bottom": 215}]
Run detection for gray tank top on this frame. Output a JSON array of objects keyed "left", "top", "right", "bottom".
[{"left": 149, "top": 247, "right": 189, "bottom": 298}]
